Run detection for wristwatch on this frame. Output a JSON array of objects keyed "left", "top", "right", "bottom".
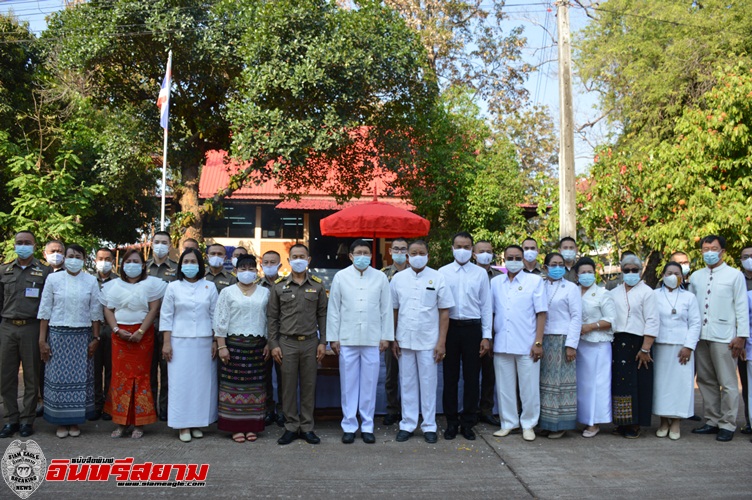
[{"left": 534, "top": 341, "right": 542, "bottom": 347}]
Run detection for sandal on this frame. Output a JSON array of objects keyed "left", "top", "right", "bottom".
[
  {"left": 111, "top": 427, "right": 125, "bottom": 439},
  {"left": 131, "top": 427, "right": 144, "bottom": 439},
  {"left": 68, "top": 426, "right": 81, "bottom": 437},
  {"left": 245, "top": 432, "right": 258, "bottom": 442},
  {"left": 232, "top": 433, "right": 246, "bottom": 443}
]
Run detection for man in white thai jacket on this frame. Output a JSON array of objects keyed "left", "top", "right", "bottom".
[{"left": 328, "top": 239, "right": 393, "bottom": 445}]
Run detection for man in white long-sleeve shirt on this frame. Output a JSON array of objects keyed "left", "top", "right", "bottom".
[
  {"left": 689, "top": 235, "right": 750, "bottom": 442},
  {"left": 328, "top": 240, "right": 393, "bottom": 445}
]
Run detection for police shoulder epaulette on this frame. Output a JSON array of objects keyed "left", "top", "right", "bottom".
[
  {"left": 275, "top": 276, "right": 286, "bottom": 284},
  {"left": 253, "top": 277, "right": 262, "bottom": 285},
  {"left": 380, "top": 267, "right": 388, "bottom": 272},
  {"left": 310, "top": 275, "right": 322, "bottom": 283}
]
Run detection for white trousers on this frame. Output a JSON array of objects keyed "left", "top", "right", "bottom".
[
  {"left": 339, "top": 345, "right": 380, "bottom": 433},
  {"left": 576, "top": 340, "right": 612, "bottom": 425},
  {"left": 748, "top": 360, "right": 752, "bottom": 423},
  {"left": 399, "top": 348, "right": 437, "bottom": 433},
  {"left": 494, "top": 352, "right": 540, "bottom": 430}
]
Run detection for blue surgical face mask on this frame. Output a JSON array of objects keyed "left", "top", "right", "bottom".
[
  {"left": 64, "top": 258, "right": 84, "bottom": 274},
  {"left": 547, "top": 266, "right": 566, "bottom": 280},
  {"left": 578, "top": 273, "right": 596, "bottom": 288},
  {"left": 181, "top": 263, "right": 199, "bottom": 278},
  {"left": 561, "top": 249, "right": 576, "bottom": 262},
  {"left": 15, "top": 245, "right": 34, "bottom": 259},
  {"left": 123, "top": 263, "right": 143, "bottom": 278},
  {"left": 391, "top": 253, "right": 407, "bottom": 265},
  {"left": 703, "top": 251, "right": 720, "bottom": 266},
  {"left": 290, "top": 259, "right": 308, "bottom": 274},
  {"left": 153, "top": 243, "right": 169, "bottom": 258},
  {"left": 353, "top": 255, "right": 371, "bottom": 271},
  {"left": 623, "top": 273, "right": 641, "bottom": 287}
]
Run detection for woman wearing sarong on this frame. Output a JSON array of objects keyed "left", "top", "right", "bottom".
[
  {"left": 38, "top": 243, "right": 103, "bottom": 438},
  {"left": 652, "top": 262, "right": 700, "bottom": 440},
  {"left": 160, "top": 248, "right": 218, "bottom": 442},
  {"left": 539, "top": 252, "right": 582, "bottom": 438},
  {"left": 100, "top": 248, "right": 166, "bottom": 438},
  {"left": 574, "top": 257, "right": 615, "bottom": 438},
  {"left": 610, "top": 254, "right": 659, "bottom": 438},
  {"left": 213, "top": 254, "right": 270, "bottom": 443}
]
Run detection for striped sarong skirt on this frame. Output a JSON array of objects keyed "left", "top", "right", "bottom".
[
  {"left": 539, "top": 334, "right": 577, "bottom": 431},
  {"left": 218, "top": 335, "right": 267, "bottom": 433},
  {"left": 44, "top": 326, "right": 96, "bottom": 425}
]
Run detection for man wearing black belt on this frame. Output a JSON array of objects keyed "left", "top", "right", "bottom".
[
  {"left": 92, "top": 247, "right": 118, "bottom": 421},
  {"left": 258, "top": 250, "right": 285, "bottom": 427},
  {"left": 439, "top": 232, "right": 492, "bottom": 440},
  {"left": 267, "top": 244, "right": 328, "bottom": 445},
  {"left": 0, "top": 231, "right": 51, "bottom": 438}
]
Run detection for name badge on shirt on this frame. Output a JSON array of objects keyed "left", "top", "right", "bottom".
[
  {"left": 25, "top": 288, "right": 40, "bottom": 298},
  {"left": 305, "top": 288, "right": 317, "bottom": 293},
  {"left": 30, "top": 270, "right": 44, "bottom": 277}
]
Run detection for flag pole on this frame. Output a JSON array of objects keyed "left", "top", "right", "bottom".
[
  {"left": 158, "top": 50, "right": 172, "bottom": 231},
  {"left": 160, "top": 125, "right": 168, "bottom": 230}
]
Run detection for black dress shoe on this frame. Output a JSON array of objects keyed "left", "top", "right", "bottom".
[
  {"left": 460, "top": 426, "right": 476, "bottom": 440},
  {"left": 342, "top": 432, "right": 355, "bottom": 444},
  {"left": 740, "top": 424, "right": 752, "bottom": 435},
  {"left": 19, "top": 424, "right": 34, "bottom": 437},
  {"left": 277, "top": 430, "right": 299, "bottom": 445},
  {"left": 276, "top": 413, "right": 286, "bottom": 427},
  {"left": 383, "top": 413, "right": 401, "bottom": 426},
  {"left": 0, "top": 424, "right": 20, "bottom": 438},
  {"left": 688, "top": 414, "right": 702, "bottom": 422},
  {"left": 301, "top": 431, "right": 320, "bottom": 444},
  {"left": 101, "top": 412, "right": 112, "bottom": 421},
  {"left": 264, "top": 412, "right": 276, "bottom": 426},
  {"left": 35, "top": 405, "right": 44, "bottom": 418},
  {"left": 479, "top": 414, "right": 501, "bottom": 427},
  {"left": 395, "top": 430, "right": 413, "bottom": 442},
  {"left": 361, "top": 432, "right": 376, "bottom": 444},
  {"left": 692, "top": 424, "right": 720, "bottom": 435},
  {"left": 444, "top": 424, "right": 458, "bottom": 440},
  {"left": 424, "top": 431, "right": 438, "bottom": 444},
  {"left": 88, "top": 410, "right": 102, "bottom": 421},
  {"left": 716, "top": 429, "right": 734, "bottom": 442},
  {"left": 159, "top": 412, "right": 167, "bottom": 422}
]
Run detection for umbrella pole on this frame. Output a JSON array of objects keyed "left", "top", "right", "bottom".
[{"left": 372, "top": 233, "right": 377, "bottom": 268}]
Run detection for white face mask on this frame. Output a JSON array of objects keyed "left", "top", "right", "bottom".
[
  {"left": 153, "top": 243, "right": 169, "bottom": 258},
  {"left": 474, "top": 252, "right": 493, "bottom": 265},
  {"left": 208, "top": 256, "right": 225, "bottom": 268},
  {"left": 505, "top": 260, "right": 524, "bottom": 274},
  {"left": 523, "top": 249, "right": 538, "bottom": 263},
  {"left": 237, "top": 271, "right": 257, "bottom": 285},
  {"left": 64, "top": 258, "right": 84, "bottom": 273},
  {"left": 743, "top": 259, "right": 752, "bottom": 272},
  {"left": 561, "top": 249, "right": 576, "bottom": 262},
  {"left": 290, "top": 259, "right": 309, "bottom": 274},
  {"left": 453, "top": 248, "right": 472, "bottom": 265},
  {"left": 46, "top": 253, "right": 64, "bottom": 266},
  {"left": 231, "top": 257, "right": 239, "bottom": 267},
  {"left": 95, "top": 260, "right": 113, "bottom": 274},
  {"left": 408, "top": 254, "right": 428, "bottom": 270},
  {"left": 262, "top": 264, "right": 280, "bottom": 277},
  {"left": 681, "top": 264, "right": 691, "bottom": 276},
  {"left": 663, "top": 274, "right": 679, "bottom": 289}
]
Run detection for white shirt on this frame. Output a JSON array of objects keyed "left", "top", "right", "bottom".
[
  {"left": 689, "top": 263, "right": 750, "bottom": 342},
  {"left": 491, "top": 271, "right": 547, "bottom": 355},
  {"left": 99, "top": 276, "right": 167, "bottom": 325},
  {"left": 37, "top": 271, "right": 103, "bottom": 327},
  {"left": 543, "top": 279, "right": 582, "bottom": 349},
  {"left": 653, "top": 286, "right": 701, "bottom": 349},
  {"left": 610, "top": 281, "right": 659, "bottom": 337},
  {"left": 160, "top": 279, "right": 218, "bottom": 338},
  {"left": 746, "top": 291, "right": 752, "bottom": 359},
  {"left": 579, "top": 284, "right": 615, "bottom": 343},
  {"left": 327, "top": 266, "right": 394, "bottom": 346},
  {"left": 213, "top": 284, "right": 269, "bottom": 338},
  {"left": 438, "top": 261, "right": 492, "bottom": 339},
  {"left": 391, "top": 266, "right": 454, "bottom": 351}
]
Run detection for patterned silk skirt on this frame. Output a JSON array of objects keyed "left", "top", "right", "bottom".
[
  {"left": 612, "top": 332, "right": 654, "bottom": 427},
  {"left": 539, "top": 334, "right": 577, "bottom": 431},
  {"left": 105, "top": 324, "right": 157, "bottom": 427},
  {"left": 44, "top": 326, "right": 96, "bottom": 425},
  {"left": 218, "top": 335, "right": 267, "bottom": 433}
]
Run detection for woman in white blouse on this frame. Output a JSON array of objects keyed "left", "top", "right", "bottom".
[
  {"left": 213, "top": 254, "right": 270, "bottom": 443},
  {"left": 38, "top": 244, "right": 103, "bottom": 438},
  {"left": 652, "top": 262, "right": 701, "bottom": 440},
  {"left": 100, "top": 248, "right": 167, "bottom": 439},
  {"left": 539, "top": 252, "right": 582, "bottom": 438},
  {"left": 160, "top": 248, "right": 218, "bottom": 442},
  {"left": 573, "top": 257, "right": 615, "bottom": 438},
  {"left": 610, "top": 254, "right": 659, "bottom": 439}
]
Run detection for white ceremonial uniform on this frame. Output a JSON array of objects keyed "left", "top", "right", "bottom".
[
  {"left": 747, "top": 291, "right": 752, "bottom": 419},
  {"left": 490, "top": 271, "right": 547, "bottom": 431},
  {"left": 327, "top": 265, "right": 393, "bottom": 434},
  {"left": 391, "top": 266, "right": 454, "bottom": 433},
  {"left": 689, "top": 263, "right": 750, "bottom": 431}
]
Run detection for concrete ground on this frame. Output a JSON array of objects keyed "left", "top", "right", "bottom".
[{"left": 3, "top": 395, "right": 752, "bottom": 500}]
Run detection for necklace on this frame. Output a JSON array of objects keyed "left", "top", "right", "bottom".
[
  {"left": 662, "top": 287, "right": 679, "bottom": 314},
  {"left": 547, "top": 280, "right": 562, "bottom": 307},
  {"left": 237, "top": 283, "right": 255, "bottom": 296}
]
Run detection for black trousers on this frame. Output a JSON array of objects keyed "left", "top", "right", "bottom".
[
  {"left": 739, "top": 358, "right": 750, "bottom": 426},
  {"left": 264, "top": 357, "right": 283, "bottom": 414},
  {"left": 478, "top": 353, "right": 495, "bottom": 416},
  {"left": 93, "top": 326, "right": 112, "bottom": 411},
  {"left": 443, "top": 320, "right": 482, "bottom": 427},
  {"left": 385, "top": 345, "right": 400, "bottom": 415},
  {"left": 150, "top": 326, "right": 168, "bottom": 417}
]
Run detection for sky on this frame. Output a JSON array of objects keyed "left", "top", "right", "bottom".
[{"left": 1, "top": 0, "right": 607, "bottom": 174}]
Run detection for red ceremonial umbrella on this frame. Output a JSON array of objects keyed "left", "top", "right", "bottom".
[{"left": 319, "top": 199, "right": 430, "bottom": 266}]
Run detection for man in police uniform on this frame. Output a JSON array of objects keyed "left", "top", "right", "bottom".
[
  {"left": 380, "top": 237, "right": 408, "bottom": 426},
  {"left": 204, "top": 243, "right": 237, "bottom": 294},
  {"left": 258, "top": 250, "right": 285, "bottom": 427},
  {"left": 472, "top": 240, "right": 502, "bottom": 427},
  {"left": 146, "top": 230, "right": 177, "bottom": 421},
  {"left": 92, "top": 247, "right": 118, "bottom": 421},
  {"left": 0, "top": 231, "right": 51, "bottom": 438},
  {"left": 521, "top": 238, "right": 543, "bottom": 276},
  {"left": 267, "top": 244, "right": 327, "bottom": 445},
  {"left": 559, "top": 237, "right": 579, "bottom": 283}
]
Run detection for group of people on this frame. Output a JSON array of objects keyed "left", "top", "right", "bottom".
[{"left": 0, "top": 229, "right": 750, "bottom": 447}]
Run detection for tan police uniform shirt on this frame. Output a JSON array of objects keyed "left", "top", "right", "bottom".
[
  {"left": 381, "top": 264, "right": 407, "bottom": 283},
  {"left": 205, "top": 268, "right": 237, "bottom": 293},
  {"left": 267, "top": 272, "right": 328, "bottom": 350},
  {"left": 1, "top": 258, "right": 51, "bottom": 320},
  {"left": 146, "top": 258, "right": 178, "bottom": 283}
]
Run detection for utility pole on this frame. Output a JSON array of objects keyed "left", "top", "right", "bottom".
[{"left": 556, "top": 0, "right": 576, "bottom": 239}]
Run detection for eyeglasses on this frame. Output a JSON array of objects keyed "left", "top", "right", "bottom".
[
  {"left": 622, "top": 268, "right": 640, "bottom": 274},
  {"left": 391, "top": 248, "right": 408, "bottom": 254},
  {"left": 505, "top": 256, "right": 523, "bottom": 261},
  {"left": 742, "top": 255, "right": 752, "bottom": 261}
]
